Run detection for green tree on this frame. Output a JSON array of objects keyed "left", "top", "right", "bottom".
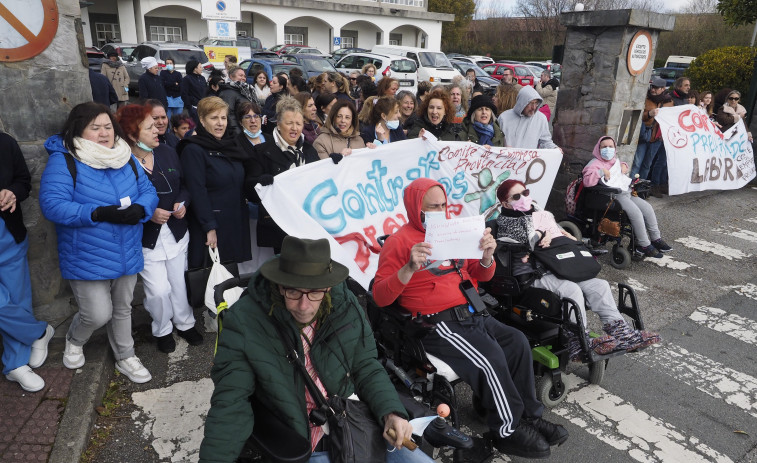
[
  {"left": 717, "top": 0, "right": 757, "bottom": 26},
  {"left": 686, "top": 46, "right": 757, "bottom": 95},
  {"left": 428, "top": 0, "right": 475, "bottom": 51}
]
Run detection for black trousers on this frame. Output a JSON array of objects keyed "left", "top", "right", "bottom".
[{"left": 421, "top": 314, "right": 544, "bottom": 437}]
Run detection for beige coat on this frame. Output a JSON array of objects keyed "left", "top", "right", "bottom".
[
  {"left": 535, "top": 81, "right": 557, "bottom": 116},
  {"left": 101, "top": 61, "right": 131, "bottom": 102},
  {"left": 313, "top": 125, "right": 366, "bottom": 159}
]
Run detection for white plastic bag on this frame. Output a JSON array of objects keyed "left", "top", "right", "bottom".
[{"left": 204, "top": 247, "right": 244, "bottom": 315}]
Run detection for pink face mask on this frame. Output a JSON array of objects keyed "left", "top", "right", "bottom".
[{"left": 511, "top": 196, "right": 533, "bottom": 212}]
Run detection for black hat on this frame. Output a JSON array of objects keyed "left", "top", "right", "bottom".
[
  {"left": 260, "top": 236, "right": 349, "bottom": 289},
  {"left": 466, "top": 95, "right": 497, "bottom": 120},
  {"left": 107, "top": 51, "right": 119, "bottom": 58}
]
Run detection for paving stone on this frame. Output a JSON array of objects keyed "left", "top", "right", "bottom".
[
  {"left": 16, "top": 400, "right": 63, "bottom": 445},
  {"left": 39, "top": 367, "right": 73, "bottom": 400},
  {"left": 0, "top": 396, "right": 40, "bottom": 443},
  {"left": 1, "top": 443, "right": 52, "bottom": 462}
]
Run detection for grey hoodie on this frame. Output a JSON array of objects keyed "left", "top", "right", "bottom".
[{"left": 497, "top": 85, "right": 557, "bottom": 149}]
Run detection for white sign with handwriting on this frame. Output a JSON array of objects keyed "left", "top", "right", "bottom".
[{"left": 424, "top": 215, "right": 485, "bottom": 261}]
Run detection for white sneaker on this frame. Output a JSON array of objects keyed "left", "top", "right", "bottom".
[
  {"left": 63, "top": 340, "right": 85, "bottom": 369},
  {"left": 115, "top": 356, "right": 152, "bottom": 384},
  {"left": 6, "top": 365, "right": 45, "bottom": 392},
  {"left": 29, "top": 325, "right": 55, "bottom": 368}
]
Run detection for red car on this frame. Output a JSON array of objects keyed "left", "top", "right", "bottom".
[{"left": 481, "top": 63, "right": 535, "bottom": 86}]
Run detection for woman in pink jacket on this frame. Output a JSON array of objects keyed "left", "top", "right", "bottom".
[{"left": 582, "top": 136, "right": 672, "bottom": 258}]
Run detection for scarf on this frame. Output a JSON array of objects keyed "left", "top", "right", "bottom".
[
  {"left": 177, "top": 123, "right": 249, "bottom": 162},
  {"left": 228, "top": 80, "right": 254, "bottom": 102},
  {"left": 422, "top": 115, "right": 449, "bottom": 139},
  {"left": 648, "top": 90, "right": 673, "bottom": 105},
  {"left": 496, "top": 207, "right": 535, "bottom": 245},
  {"left": 273, "top": 128, "right": 306, "bottom": 167},
  {"left": 103, "top": 60, "right": 123, "bottom": 69},
  {"left": 72, "top": 137, "right": 132, "bottom": 169},
  {"left": 473, "top": 121, "right": 494, "bottom": 146}
]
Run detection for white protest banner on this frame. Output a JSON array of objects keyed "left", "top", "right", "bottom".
[
  {"left": 256, "top": 138, "right": 562, "bottom": 289},
  {"left": 655, "top": 105, "right": 756, "bottom": 195}
]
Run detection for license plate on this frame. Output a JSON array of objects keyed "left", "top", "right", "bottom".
[{"left": 399, "top": 80, "right": 413, "bottom": 86}]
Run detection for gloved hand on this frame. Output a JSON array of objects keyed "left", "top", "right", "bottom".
[
  {"left": 329, "top": 153, "right": 343, "bottom": 164},
  {"left": 258, "top": 174, "right": 274, "bottom": 186},
  {"left": 91, "top": 204, "right": 145, "bottom": 225},
  {"left": 119, "top": 204, "right": 146, "bottom": 225}
]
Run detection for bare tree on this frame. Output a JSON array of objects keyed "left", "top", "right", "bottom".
[{"left": 680, "top": 0, "right": 717, "bottom": 14}]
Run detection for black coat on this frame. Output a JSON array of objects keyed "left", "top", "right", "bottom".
[
  {"left": 141, "top": 144, "right": 191, "bottom": 249},
  {"left": 359, "top": 124, "right": 407, "bottom": 145},
  {"left": 0, "top": 133, "right": 31, "bottom": 243},
  {"left": 159, "top": 131, "right": 181, "bottom": 148},
  {"left": 218, "top": 84, "right": 249, "bottom": 137},
  {"left": 242, "top": 138, "right": 318, "bottom": 249},
  {"left": 89, "top": 69, "right": 117, "bottom": 106},
  {"left": 181, "top": 73, "right": 207, "bottom": 109},
  {"left": 179, "top": 140, "right": 251, "bottom": 268},
  {"left": 261, "top": 92, "right": 284, "bottom": 133},
  {"left": 138, "top": 71, "right": 168, "bottom": 108},
  {"left": 161, "top": 70, "right": 183, "bottom": 98}
]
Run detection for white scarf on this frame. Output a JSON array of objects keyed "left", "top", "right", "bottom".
[{"left": 72, "top": 137, "right": 133, "bottom": 170}]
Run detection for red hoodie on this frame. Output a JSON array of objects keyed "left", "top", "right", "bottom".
[{"left": 373, "top": 178, "right": 496, "bottom": 315}]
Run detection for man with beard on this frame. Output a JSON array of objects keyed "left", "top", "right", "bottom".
[{"left": 630, "top": 77, "right": 674, "bottom": 183}]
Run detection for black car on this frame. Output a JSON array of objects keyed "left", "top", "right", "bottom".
[
  {"left": 330, "top": 47, "right": 368, "bottom": 64},
  {"left": 450, "top": 60, "right": 499, "bottom": 95},
  {"left": 280, "top": 54, "right": 337, "bottom": 79}
]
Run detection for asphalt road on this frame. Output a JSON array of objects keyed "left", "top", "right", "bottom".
[{"left": 87, "top": 186, "right": 757, "bottom": 463}]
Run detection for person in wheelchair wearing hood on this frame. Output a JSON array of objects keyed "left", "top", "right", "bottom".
[
  {"left": 495, "top": 179, "right": 661, "bottom": 360},
  {"left": 374, "top": 178, "right": 568, "bottom": 459}
]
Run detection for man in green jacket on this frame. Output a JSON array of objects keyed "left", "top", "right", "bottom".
[{"left": 200, "top": 236, "right": 432, "bottom": 463}]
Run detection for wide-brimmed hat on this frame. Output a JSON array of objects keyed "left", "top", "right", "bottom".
[
  {"left": 260, "top": 236, "right": 349, "bottom": 289},
  {"left": 466, "top": 95, "right": 498, "bottom": 120}
]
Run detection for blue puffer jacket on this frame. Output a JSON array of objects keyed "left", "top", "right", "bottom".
[{"left": 40, "top": 135, "right": 158, "bottom": 280}]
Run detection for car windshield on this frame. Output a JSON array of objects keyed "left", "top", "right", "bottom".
[
  {"left": 161, "top": 50, "right": 208, "bottom": 64},
  {"left": 302, "top": 58, "right": 335, "bottom": 72},
  {"left": 121, "top": 47, "right": 135, "bottom": 57},
  {"left": 272, "top": 64, "right": 303, "bottom": 76},
  {"left": 391, "top": 59, "right": 417, "bottom": 73},
  {"left": 419, "top": 52, "right": 452, "bottom": 68}
]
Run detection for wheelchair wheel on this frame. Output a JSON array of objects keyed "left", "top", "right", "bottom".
[
  {"left": 558, "top": 220, "right": 582, "bottom": 241},
  {"left": 588, "top": 359, "right": 607, "bottom": 385},
  {"left": 610, "top": 244, "right": 631, "bottom": 269},
  {"left": 535, "top": 373, "right": 567, "bottom": 408}
]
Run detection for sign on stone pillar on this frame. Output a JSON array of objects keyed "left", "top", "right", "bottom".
[{"left": 0, "top": 0, "right": 92, "bottom": 322}]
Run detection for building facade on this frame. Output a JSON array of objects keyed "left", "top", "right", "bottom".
[{"left": 81, "top": 0, "right": 453, "bottom": 52}]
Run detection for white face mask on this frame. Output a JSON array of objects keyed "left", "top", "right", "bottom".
[
  {"left": 600, "top": 147, "right": 615, "bottom": 160},
  {"left": 422, "top": 210, "right": 445, "bottom": 229},
  {"left": 385, "top": 119, "right": 400, "bottom": 130}
]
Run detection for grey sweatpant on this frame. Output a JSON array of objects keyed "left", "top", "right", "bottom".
[
  {"left": 615, "top": 190, "right": 660, "bottom": 247},
  {"left": 67, "top": 274, "right": 138, "bottom": 360},
  {"left": 533, "top": 274, "right": 623, "bottom": 327}
]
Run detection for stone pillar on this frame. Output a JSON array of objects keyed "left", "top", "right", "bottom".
[
  {"left": 551, "top": 9, "right": 675, "bottom": 205},
  {"left": 0, "top": 0, "right": 92, "bottom": 323},
  {"left": 116, "top": 0, "right": 139, "bottom": 43}
]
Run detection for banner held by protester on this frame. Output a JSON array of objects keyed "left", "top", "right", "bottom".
[
  {"left": 656, "top": 105, "right": 756, "bottom": 195},
  {"left": 257, "top": 138, "right": 562, "bottom": 289}
]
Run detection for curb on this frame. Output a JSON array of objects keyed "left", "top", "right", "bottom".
[{"left": 48, "top": 334, "right": 114, "bottom": 462}]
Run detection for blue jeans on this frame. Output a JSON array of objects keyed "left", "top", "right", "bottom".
[
  {"left": 649, "top": 145, "right": 668, "bottom": 186},
  {"left": 308, "top": 443, "right": 434, "bottom": 463},
  {"left": 630, "top": 139, "right": 662, "bottom": 179}
]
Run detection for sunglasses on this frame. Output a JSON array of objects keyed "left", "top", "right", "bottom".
[
  {"left": 729, "top": 97, "right": 740, "bottom": 101},
  {"left": 509, "top": 189, "right": 530, "bottom": 201},
  {"left": 350, "top": 78, "right": 357, "bottom": 81}
]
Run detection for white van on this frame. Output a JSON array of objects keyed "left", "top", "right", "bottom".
[
  {"left": 664, "top": 55, "right": 695, "bottom": 69},
  {"left": 334, "top": 52, "right": 418, "bottom": 94},
  {"left": 371, "top": 45, "right": 461, "bottom": 84}
]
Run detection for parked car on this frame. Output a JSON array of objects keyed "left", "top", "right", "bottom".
[
  {"left": 239, "top": 58, "right": 305, "bottom": 82},
  {"left": 525, "top": 65, "right": 544, "bottom": 81},
  {"left": 450, "top": 60, "right": 499, "bottom": 95},
  {"left": 481, "top": 63, "right": 535, "bottom": 86},
  {"left": 252, "top": 51, "right": 279, "bottom": 59},
  {"left": 651, "top": 67, "right": 686, "bottom": 87},
  {"left": 125, "top": 42, "right": 210, "bottom": 94},
  {"left": 280, "top": 54, "right": 335, "bottom": 78},
  {"left": 86, "top": 47, "right": 106, "bottom": 73},
  {"left": 372, "top": 45, "right": 460, "bottom": 84},
  {"left": 525, "top": 61, "right": 562, "bottom": 79},
  {"left": 330, "top": 47, "right": 369, "bottom": 64},
  {"left": 269, "top": 44, "right": 304, "bottom": 55},
  {"left": 334, "top": 51, "right": 418, "bottom": 94},
  {"left": 99, "top": 43, "right": 138, "bottom": 63},
  {"left": 496, "top": 60, "right": 524, "bottom": 65},
  {"left": 467, "top": 55, "right": 495, "bottom": 67},
  {"left": 288, "top": 47, "right": 325, "bottom": 55},
  {"left": 199, "top": 36, "right": 264, "bottom": 54}
]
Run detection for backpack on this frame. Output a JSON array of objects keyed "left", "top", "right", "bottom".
[
  {"left": 565, "top": 175, "right": 584, "bottom": 216},
  {"left": 63, "top": 152, "right": 138, "bottom": 188}
]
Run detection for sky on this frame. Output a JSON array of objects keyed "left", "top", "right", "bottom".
[{"left": 475, "top": 0, "right": 696, "bottom": 18}]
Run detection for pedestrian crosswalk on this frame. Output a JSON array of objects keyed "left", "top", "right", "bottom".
[{"left": 690, "top": 307, "right": 757, "bottom": 346}]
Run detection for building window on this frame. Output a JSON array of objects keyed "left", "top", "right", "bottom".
[
  {"left": 284, "top": 33, "right": 305, "bottom": 45},
  {"left": 149, "top": 26, "right": 183, "bottom": 42},
  {"left": 341, "top": 37, "right": 354, "bottom": 48},
  {"left": 95, "top": 23, "right": 120, "bottom": 47},
  {"left": 389, "top": 33, "right": 402, "bottom": 46},
  {"left": 384, "top": 0, "right": 424, "bottom": 6}
]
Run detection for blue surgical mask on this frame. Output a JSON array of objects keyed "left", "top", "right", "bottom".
[
  {"left": 600, "top": 147, "right": 615, "bottom": 160},
  {"left": 385, "top": 119, "right": 400, "bottom": 130},
  {"left": 136, "top": 140, "right": 154, "bottom": 152},
  {"left": 166, "top": 64, "right": 174, "bottom": 71},
  {"left": 244, "top": 128, "right": 262, "bottom": 139}
]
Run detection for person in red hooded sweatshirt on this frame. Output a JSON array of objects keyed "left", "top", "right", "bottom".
[{"left": 373, "top": 178, "right": 568, "bottom": 459}]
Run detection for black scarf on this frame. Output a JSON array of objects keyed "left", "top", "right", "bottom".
[
  {"left": 672, "top": 88, "right": 689, "bottom": 100},
  {"left": 496, "top": 206, "right": 535, "bottom": 245},
  {"left": 648, "top": 89, "right": 673, "bottom": 105},
  {"left": 422, "top": 115, "right": 450, "bottom": 139},
  {"left": 176, "top": 123, "right": 248, "bottom": 161}
]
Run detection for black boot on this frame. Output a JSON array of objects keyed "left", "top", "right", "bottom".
[
  {"left": 523, "top": 416, "right": 569, "bottom": 446},
  {"left": 491, "top": 422, "right": 550, "bottom": 459},
  {"left": 155, "top": 334, "right": 176, "bottom": 353},
  {"left": 177, "top": 326, "right": 204, "bottom": 345}
]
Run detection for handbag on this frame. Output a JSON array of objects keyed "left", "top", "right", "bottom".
[
  {"left": 597, "top": 199, "right": 621, "bottom": 237},
  {"left": 532, "top": 236, "right": 601, "bottom": 282},
  {"left": 184, "top": 246, "right": 239, "bottom": 309},
  {"left": 204, "top": 247, "right": 244, "bottom": 315},
  {"left": 269, "top": 317, "right": 386, "bottom": 463},
  {"left": 248, "top": 396, "right": 312, "bottom": 463}
]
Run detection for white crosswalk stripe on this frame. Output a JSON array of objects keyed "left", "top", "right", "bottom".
[
  {"left": 712, "top": 226, "right": 757, "bottom": 243},
  {"left": 689, "top": 306, "right": 757, "bottom": 346},
  {"left": 724, "top": 283, "right": 757, "bottom": 301},
  {"left": 675, "top": 236, "right": 751, "bottom": 260}
]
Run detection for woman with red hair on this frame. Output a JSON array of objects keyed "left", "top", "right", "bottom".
[
  {"left": 116, "top": 104, "right": 201, "bottom": 354},
  {"left": 406, "top": 87, "right": 459, "bottom": 141}
]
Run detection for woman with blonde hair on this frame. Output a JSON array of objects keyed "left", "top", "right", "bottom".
[
  {"left": 293, "top": 92, "right": 321, "bottom": 144},
  {"left": 359, "top": 96, "right": 406, "bottom": 145},
  {"left": 361, "top": 62, "right": 377, "bottom": 80},
  {"left": 314, "top": 99, "right": 373, "bottom": 159},
  {"left": 493, "top": 83, "right": 518, "bottom": 116}
]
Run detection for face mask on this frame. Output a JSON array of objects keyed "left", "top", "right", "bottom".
[
  {"left": 600, "top": 147, "right": 615, "bottom": 160},
  {"left": 385, "top": 119, "right": 400, "bottom": 130},
  {"left": 166, "top": 64, "right": 174, "bottom": 71},
  {"left": 510, "top": 196, "right": 533, "bottom": 212},
  {"left": 136, "top": 140, "right": 154, "bottom": 152},
  {"left": 244, "top": 128, "right": 261, "bottom": 139},
  {"left": 421, "top": 210, "right": 445, "bottom": 229}
]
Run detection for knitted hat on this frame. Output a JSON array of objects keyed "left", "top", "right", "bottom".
[{"left": 466, "top": 95, "right": 497, "bottom": 120}]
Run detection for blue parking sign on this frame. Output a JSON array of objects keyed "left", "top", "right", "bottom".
[{"left": 333, "top": 37, "right": 341, "bottom": 46}]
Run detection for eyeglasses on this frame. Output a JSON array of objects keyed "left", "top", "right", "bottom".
[
  {"left": 729, "top": 97, "right": 740, "bottom": 101},
  {"left": 509, "top": 189, "right": 530, "bottom": 201},
  {"left": 350, "top": 78, "right": 357, "bottom": 81},
  {"left": 242, "top": 114, "right": 261, "bottom": 120},
  {"left": 283, "top": 287, "right": 328, "bottom": 301}
]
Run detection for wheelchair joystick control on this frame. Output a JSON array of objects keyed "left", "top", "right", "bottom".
[{"left": 436, "top": 403, "right": 450, "bottom": 418}]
